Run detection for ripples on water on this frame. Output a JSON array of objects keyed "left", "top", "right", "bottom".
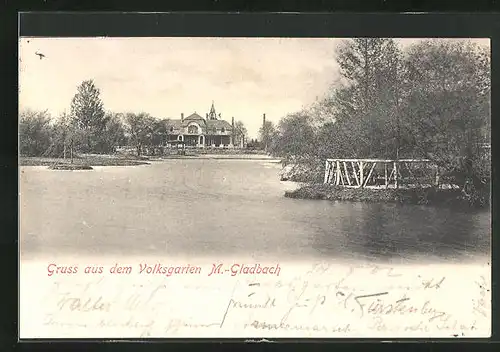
[{"left": 19, "top": 160, "right": 490, "bottom": 264}]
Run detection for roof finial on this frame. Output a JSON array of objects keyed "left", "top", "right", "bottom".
[{"left": 209, "top": 100, "right": 217, "bottom": 120}]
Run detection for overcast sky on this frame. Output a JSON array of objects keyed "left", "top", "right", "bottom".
[{"left": 19, "top": 37, "right": 489, "bottom": 138}]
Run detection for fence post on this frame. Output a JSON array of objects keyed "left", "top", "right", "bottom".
[
  {"left": 394, "top": 161, "right": 398, "bottom": 189},
  {"left": 435, "top": 165, "right": 440, "bottom": 188},
  {"left": 324, "top": 160, "right": 329, "bottom": 184},
  {"left": 385, "top": 162, "right": 388, "bottom": 188},
  {"left": 359, "top": 161, "right": 364, "bottom": 188}
]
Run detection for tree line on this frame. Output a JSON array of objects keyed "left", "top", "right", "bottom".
[
  {"left": 19, "top": 80, "right": 249, "bottom": 158},
  {"left": 259, "top": 39, "right": 490, "bottom": 204}
]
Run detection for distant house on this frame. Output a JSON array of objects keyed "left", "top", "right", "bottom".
[{"left": 166, "top": 102, "right": 244, "bottom": 148}]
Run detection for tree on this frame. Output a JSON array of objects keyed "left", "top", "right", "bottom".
[
  {"left": 233, "top": 120, "right": 248, "bottom": 147},
  {"left": 96, "top": 112, "right": 127, "bottom": 154},
  {"left": 258, "top": 120, "right": 278, "bottom": 152},
  {"left": 70, "top": 79, "right": 107, "bottom": 153},
  {"left": 50, "top": 112, "right": 73, "bottom": 158},
  {"left": 19, "top": 109, "right": 53, "bottom": 156},
  {"left": 402, "top": 39, "right": 490, "bottom": 200},
  {"left": 273, "top": 112, "right": 316, "bottom": 162},
  {"left": 277, "top": 38, "right": 490, "bottom": 205},
  {"left": 123, "top": 112, "right": 152, "bottom": 156},
  {"left": 332, "top": 38, "right": 404, "bottom": 158},
  {"left": 147, "top": 118, "right": 169, "bottom": 155},
  {"left": 306, "top": 95, "right": 338, "bottom": 127}
]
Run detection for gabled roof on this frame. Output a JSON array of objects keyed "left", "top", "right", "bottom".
[
  {"left": 183, "top": 113, "right": 205, "bottom": 122},
  {"left": 168, "top": 119, "right": 183, "bottom": 129},
  {"left": 207, "top": 119, "right": 232, "bottom": 129},
  {"left": 162, "top": 110, "right": 234, "bottom": 132}
]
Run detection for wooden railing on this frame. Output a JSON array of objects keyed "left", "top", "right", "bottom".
[{"left": 324, "top": 159, "right": 439, "bottom": 189}]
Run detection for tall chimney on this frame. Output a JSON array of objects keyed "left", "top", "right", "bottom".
[
  {"left": 263, "top": 114, "right": 267, "bottom": 150},
  {"left": 181, "top": 113, "right": 184, "bottom": 122},
  {"left": 206, "top": 113, "right": 209, "bottom": 119},
  {"left": 231, "top": 117, "right": 235, "bottom": 145}
]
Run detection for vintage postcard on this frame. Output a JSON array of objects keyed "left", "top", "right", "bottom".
[{"left": 19, "top": 36, "right": 491, "bottom": 339}]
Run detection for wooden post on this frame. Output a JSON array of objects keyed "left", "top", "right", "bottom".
[
  {"left": 343, "top": 162, "right": 351, "bottom": 186},
  {"left": 364, "top": 162, "right": 376, "bottom": 187},
  {"left": 333, "top": 161, "right": 337, "bottom": 185},
  {"left": 384, "top": 163, "right": 388, "bottom": 188},
  {"left": 435, "top": 165, "right": 440, "bottom": 188},
  {"left": 335, "top": 161, "right": 341, "bottom": 186},
  {"left": 394, "top": 161, "right": 398, "bottom": 189},
  {"left": 359, "top": 161, "right": 364, "bottom": 188},
  {"left": 324, "top": 160, "right": 329, "bottom": 184},
  {"left": 331, "top": 161, "right": 335, "bottom": 185},
  {"left": 330, "top": 162, "right": 334, "bottom": 184},
  {"left": 351, "top": 161, "right": 360, "bottom": 186},
  {"left": 336, "top": 161, "right": 344, "bottom": 186},
  {"left": 331, "top": 162, "right": 335, "bottom": 185}
]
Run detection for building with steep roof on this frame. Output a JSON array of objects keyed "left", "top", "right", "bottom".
[{"left": 166, "top": 102, "right": 244, "bottom": 148}]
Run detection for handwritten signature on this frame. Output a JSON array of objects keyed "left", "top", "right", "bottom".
[
  {"left": 473, "top": 275, "right": 489, "bottom": 318},
  {"left": 25, "top": 263, "right": 489, "bottom": 337}
]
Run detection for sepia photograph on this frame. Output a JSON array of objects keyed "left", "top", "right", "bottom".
[{"left": 19, "top": 36, "right": 491, "bottom": 338}]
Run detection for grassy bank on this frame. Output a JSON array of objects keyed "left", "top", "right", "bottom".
[
  {"left": 20, "top": 155, "right": 150, "bottom": 167},
  {"left": 284, "top": 184, "right": 489, "bottom": 208},
  {"left": 48, "top": 164, "right": 94, "bottom": 170},
  {"left": 193, "top": 148, "right": 266, "bottom": 155}
]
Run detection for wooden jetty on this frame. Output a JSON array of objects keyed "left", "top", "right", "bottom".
[{"left": 324, "top": 158, "right": 439, "bottom": 189}]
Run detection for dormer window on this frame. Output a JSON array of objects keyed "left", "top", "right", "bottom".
[
  {"left": 188, "top": 125, "right": 198, "bottom": 134},
  {"left": 221, "top": 127, "right": 225, "bottom": 133},
  {"left": 170, "top": 127, "right": 174, "bottom": 132}
]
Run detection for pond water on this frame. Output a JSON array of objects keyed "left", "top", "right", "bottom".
[{"left": 19, "top": 159, "right": 490, "bottom": 264}]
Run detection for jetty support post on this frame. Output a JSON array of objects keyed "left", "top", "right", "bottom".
[
  {"left": 324, "top": 160, "right": 330, "bottom": 184},
  {"left": 351, "top": 161, "right": 360, "bottom": 186},
  {"left": 364, "top": 162, "right": 377, "bottom": 187},
  {"left": 435, "top": 165, "right": 440, "bottom": 188},
  {"left": 394, "top": 161, "right": 398, "bottom": 189},
  {"left": 359, "top": 161, "right": 364, "bottom": 188},
  {"left": 343, "top": 161, "right": 351, "bottom": 186},
  {"left": 337, "top": 160, "right": 346, "bottom": 186},
  {"left": 335, "top": 161, "right": 341, "bottom": 186},
  {"left": 384, "top": 162, "right": 388, "bottom": 188}
]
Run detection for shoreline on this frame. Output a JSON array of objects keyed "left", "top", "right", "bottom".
[
  {"left": 19, "top": 156, "right": 150, "bottom": 167},
  {"left": 19, "top": 154, "right": 280, "bottom": 167},
  {"left": 284, "top": 183, "right": 489, "bottom": 209},
  {"left": 158, "top": 154, "right": 279, "bottom": 161}
]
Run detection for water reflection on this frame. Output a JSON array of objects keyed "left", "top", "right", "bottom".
[{"left": 310, "top": 201, "right": 489, "bottom": 263}]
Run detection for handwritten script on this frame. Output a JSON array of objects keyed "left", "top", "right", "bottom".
[{"left": 20, "top": 260, "right": 491, "bottom": 338}]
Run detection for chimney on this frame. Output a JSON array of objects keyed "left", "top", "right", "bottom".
[
  {"left": 263, "top": 114, "right": 267, "bottom": 150},
  {"left": 232, "top": 116, "right": 234, "bottom": 128},
  {"left": 181, "top": 113, "right": 184, "bottom": 122},
  {"left": 206, "top": 113, "right": 209, "bottom": 120}
]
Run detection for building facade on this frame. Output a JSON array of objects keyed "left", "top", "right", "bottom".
[{"left": 167, "top": 102, "right": 244, "bottom": 148}]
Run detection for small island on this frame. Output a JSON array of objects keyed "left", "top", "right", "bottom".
[
  {"left": 285, "top": 183, "right": 465, "bottom": 205},
  {"left": 20, "top": 155, "right": 151, "bottom": 168},
  {"left": 278, "top": 158, "right": 490, "bottom": 208},
  {"left": 263, "top": 39, "right": 490, "bottom": 210}
]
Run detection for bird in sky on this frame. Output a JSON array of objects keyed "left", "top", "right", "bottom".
[{"left": 35, "top": 51, "right": 46, "bottom": 60}]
